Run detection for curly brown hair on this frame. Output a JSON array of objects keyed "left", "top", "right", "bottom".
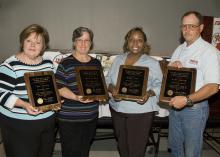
[{"left": 123, "top": 27, "right": 151, "bottom": 55}]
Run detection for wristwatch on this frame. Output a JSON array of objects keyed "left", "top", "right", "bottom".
[{"left": 186, "top": 96, "right": 194, "bottom": 107}]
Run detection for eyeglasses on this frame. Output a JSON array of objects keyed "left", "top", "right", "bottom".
[
  {"left": 75, "top": 39, "right": 91, "bottom": 44},
  {"left": 180, "top": 24, "right": 200, "bottom": 30}
]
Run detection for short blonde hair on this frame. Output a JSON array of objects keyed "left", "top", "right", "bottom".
[{"left": 19, "top": 24, "right": 49, "bottom": 55}]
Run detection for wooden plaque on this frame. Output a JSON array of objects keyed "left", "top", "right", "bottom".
[
  {"left": 159, "top": 67, "right": 196, "bottom": 103},
  {"left": 75, "top": 66, "right": 108, "bottom": 101},
  {"left": 24, "top": 71, "right": 61, "bottom": 112},
  {"left": 115, "top": 65, "right": 149, "bottom": 101}
]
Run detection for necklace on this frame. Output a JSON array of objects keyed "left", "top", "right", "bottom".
[{"left": 16, "top": 52, "right": 43, "bottom": 65}]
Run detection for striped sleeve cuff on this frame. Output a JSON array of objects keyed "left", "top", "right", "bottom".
[{"left": 5, "top": 94, "right": 19, "bottom": 109}]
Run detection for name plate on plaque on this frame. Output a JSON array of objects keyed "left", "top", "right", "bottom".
[
  {"left": 75, "top": 66, "right": 108, "bottom": 101},
  {"left": 24, "top": 71, "right": 61, "bottom": 112},
  {"left": 159, "top": 67, "right": 196, "bottom": 103},
  {"left": 115, "top": 65, "right": 149, "bottom": 101}
]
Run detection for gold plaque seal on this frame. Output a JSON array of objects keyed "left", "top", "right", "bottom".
[
  {"left": 121, "top": 87, "right": 127, "bottom": 93},
  {"left": 37, "top": 98, "right": 44, "bottom": 104},
  {"left": 86, "top": 88, "right": 92, "bottom": 94},
  {"left": 167, "top": 90, "right": 173, "bottom": 96}
]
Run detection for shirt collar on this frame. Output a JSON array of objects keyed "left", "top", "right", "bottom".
[{"left": 183, "top": 36, "right": 202, "bottom": 50}]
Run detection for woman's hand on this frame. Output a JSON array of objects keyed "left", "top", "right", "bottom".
[
  {"left": 23, "top": 103, "right": 43, "bottom": 115},
  {"left": 137, "top": 92, "right": 150, "bottom": 104},
  {"left": 108, "top": 84, "right": 121, "bottom": 101},
  {"left": 137, "top": 90, "right": 155, "bottom": 104},
  {"left": 15, "top": 98, "right": 42, "bottom": 115},
  {"left": 59, "top": 87, "right": 93, "bottom": 103},
  {"left": 76, "top": 95, "right": 94, "bottom": 103}
]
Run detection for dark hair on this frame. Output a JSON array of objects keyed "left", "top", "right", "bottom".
[
  {"left": 181, "top": 11, "right": 203, "bottom": 25},
  {"left": 19, "top": 24, "right": 49, "bottom": 54},
  {"left": 123, "top": 27, "right": 151, "bottom": 55},
  {"left": 72, "top": 27, "right": 94, "bottom": 50}
]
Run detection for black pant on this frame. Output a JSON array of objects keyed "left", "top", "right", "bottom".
[
  {"left": 110, "top": 108, "right": 154, "bottom": 157},
  {"left": 58, "top": 118, "right": 97, "bottom": 157},
  {"left": 0, "top": 114, "right": 56, "bottom": 157}
]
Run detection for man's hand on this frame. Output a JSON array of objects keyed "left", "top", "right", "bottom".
[
  {"left": 169, "top": 96, "right": 187, "bottom": 109},
  {"left": 169, "top": 61, "right": 183, "bottom": 68}
]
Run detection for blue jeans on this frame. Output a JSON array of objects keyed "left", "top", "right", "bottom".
[{"left": 168, "top": 102, "right": 209, "bottom": 157}]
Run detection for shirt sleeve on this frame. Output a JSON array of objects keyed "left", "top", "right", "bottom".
[
  {"left": 170, "top": 45, "right": 182, "bottom": 63},
  {"left": 201, "top": 50, "right": 220, "bottom": 84},
  {"left": 148, "top": 61, "right": 163, "bottom": 98},
  {"left": 55, "top": 63, "right": 68, "bottom": 89},
  {"left": 105, "top": 56, "right": 121, "bottom": 87},
  {"left": 0, "top": 62, "right": 19, "bottom": 109}
]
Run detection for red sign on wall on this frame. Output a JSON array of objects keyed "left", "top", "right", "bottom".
[{"left": 202, "top": 16, "right": 220, "bottom": 51}]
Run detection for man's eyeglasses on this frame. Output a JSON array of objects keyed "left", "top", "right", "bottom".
[{"left": 180, "top": 24, "right": 200, "bottom": 30}]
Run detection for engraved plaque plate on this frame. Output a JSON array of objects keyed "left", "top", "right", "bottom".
[
  {"left": 159, "top": 67, "right": 196, "bottom": 103},
  {"left": 75, "top": 66, "right": 108, "bottom": 101},
  {"left": 115, "top": 65, "right": 149, "bottom": 101},
  {"left": 24, "top": 71, "right": 61, "bottom": 112}
]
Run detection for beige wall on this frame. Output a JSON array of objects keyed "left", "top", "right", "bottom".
[{"left": 0, "top": 0, "right": 220, "bottom": 61}]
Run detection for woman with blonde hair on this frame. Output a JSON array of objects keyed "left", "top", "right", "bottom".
[{"left": 0, "top": 24, "right": 56, "bottom": 157}]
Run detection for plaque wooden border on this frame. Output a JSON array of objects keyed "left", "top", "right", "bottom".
[
  {"left": 159, "top": 67, "right": 197, "bottom": 103},
  {"left": 115, "top": 65, "right": 149, "bottom": 101},
  {"left": 75, "top": 66, "right": 108, "bottom": 101},
  {"left": 24, "top": 71, "right": 61, "bottom": 112}
]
